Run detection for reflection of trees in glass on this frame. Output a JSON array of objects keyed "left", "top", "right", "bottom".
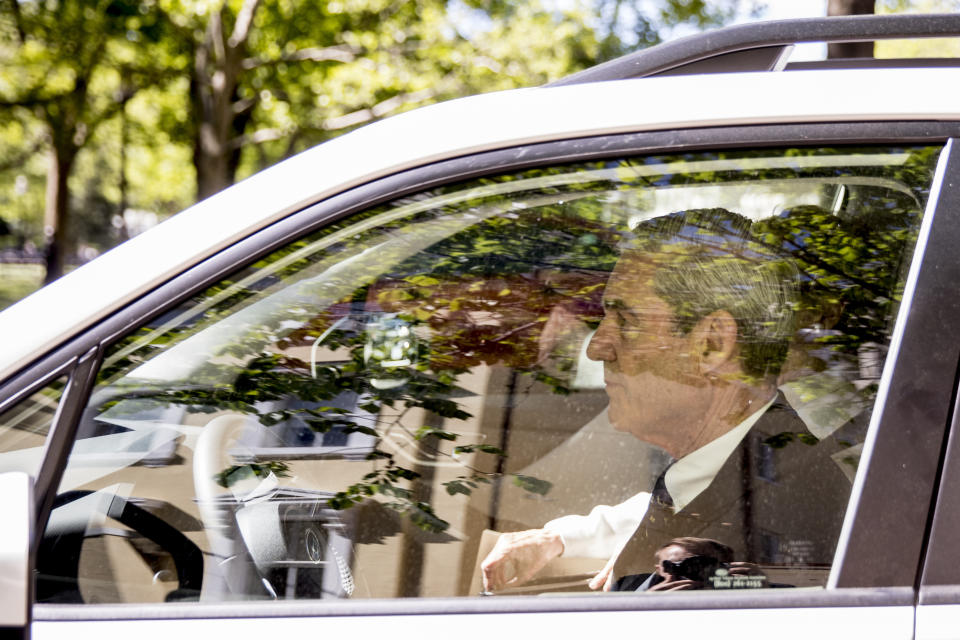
[
  {"left": 90, "top": 146, "right": 941, "bottom": 532},
  {"left": 762, "top": 150, "right": 935, "bottom": 349},
  {"left": 751, "top": 147, "right": 940, "bottom": 453},
  {"left": 94, "top": 194, "right": 624, "bottom": 533}
]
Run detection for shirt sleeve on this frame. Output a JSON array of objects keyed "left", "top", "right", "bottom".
[{"left": 544, "top": 491, "right": 651, "bottom": 558}]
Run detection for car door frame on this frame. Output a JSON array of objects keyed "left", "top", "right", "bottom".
[
  {"left": 4, "top": 120, "right": 960, "bottom": 636},
  {"left": 913, "top": 139, "right": 960, "bottom": 634}
]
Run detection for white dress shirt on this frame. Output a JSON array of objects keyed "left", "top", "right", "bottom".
[{"left": 545, "top": 397, "right": 775, "bottom": 558}]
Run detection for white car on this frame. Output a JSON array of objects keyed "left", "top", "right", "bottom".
[{"left": 3, "top": 13, "right": 960, "bottom": 640}]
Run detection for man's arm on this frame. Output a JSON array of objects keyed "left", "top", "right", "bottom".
[
  {"left": 480, "top": 492, "right": 650, "bottom": 591},
  {"left": 546, "top": 491, "right": 650, "bottom": 557}
]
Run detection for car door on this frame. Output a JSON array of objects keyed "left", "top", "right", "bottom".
[{"left": 3, "top": 123, "right": 959, "bottom": 640}]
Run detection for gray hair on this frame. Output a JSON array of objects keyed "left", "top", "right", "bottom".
[{"left": 630, "top": 208, "right": 798, "bottom": 379}]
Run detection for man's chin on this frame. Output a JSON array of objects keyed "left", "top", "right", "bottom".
[
  {"left": 609, "top": 413, "right": 654, "bottom": 443},
  {"left": 608, "top": 413, "right": 631, "bottom": 434}
]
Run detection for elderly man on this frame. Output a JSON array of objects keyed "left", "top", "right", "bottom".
[{"left": 481, "top": 208, "right": 855, "bottom": 592}]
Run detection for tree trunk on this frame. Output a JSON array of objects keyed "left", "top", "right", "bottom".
[
  {"left": 191, "top": 59, "right": 239, "bottom": 201},
  {"left": 827, "top": 0, "right": 875, "bottom": 59},
  {"left": 190, "top": 8, "right": 252, "bottom": 201},
  {"left": 43, "top": 145, "right": 76, "bottom": 284},
  {"left": 193, "top": 111, "right": 236, "bottom": 201}
]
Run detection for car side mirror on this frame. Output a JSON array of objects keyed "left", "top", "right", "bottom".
[{"left": 0, "top": 472, "right": 33, "bottom": 638}]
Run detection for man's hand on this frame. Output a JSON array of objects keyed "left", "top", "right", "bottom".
[
  {"left": 480, "top": 529, "right": 565, "bottom": 592},
  {"left": 588, "top": 554, "right": 616, "bottom": 591}
]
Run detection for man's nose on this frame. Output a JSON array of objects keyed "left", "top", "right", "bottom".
[{"left": 586, "top": 317, "right": 617, "bottom": 362}]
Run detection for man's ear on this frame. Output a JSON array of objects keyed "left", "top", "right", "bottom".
[{"left": 691, "top": 310, "right": 738, "bottom": 374}]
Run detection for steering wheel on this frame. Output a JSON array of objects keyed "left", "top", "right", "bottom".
[{"left": 36, "top": 489, "right": 204, "bottom": 603}]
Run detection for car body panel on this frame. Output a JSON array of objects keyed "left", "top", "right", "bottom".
[
  {"left": 32, "top": 603, "right": 915, "bottom": 640},
  {"left": 915, "top": 604, "right": 960, "bottom": 640},
  {"left": 0, "top": 472, "right": 32, "bottom": 628}
]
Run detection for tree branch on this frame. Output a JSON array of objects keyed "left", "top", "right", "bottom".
[
  {"left": 228, "top": 0, "right": 262, "bottom": 49},
  {"left": 209, "top": 6, "right": 226, "bottom": 63},
  {"left": 230, "top": 126, "right": 289, "bottom": 149},
  {"left": 241, "top": 45, "right": 360, "bottom": 70},
  {"left": 322, "top": 88, "right": 436, "bottom": 131},
  {"left": 232, "top": 96, "right": 256, "bottom": 116},
  {"left": 230, "top": 85, "right": 439, "bottom": 151}
]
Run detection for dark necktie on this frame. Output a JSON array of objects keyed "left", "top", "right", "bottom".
[
  {"left": 611, "top": 464, "right": 678, "bottom": 582},
  {"left": 651, "top": 465, "right": 675, "bottom": 509}
]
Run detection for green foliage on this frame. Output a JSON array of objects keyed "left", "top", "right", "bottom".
[
  {"left": 0, "top": 0, "right": 188, "bottom": 275},
  {"left": 415, "top": 426, "right": 459, "bottom": 441},
  {"left": 326, "top": 454, "right": 456, "bottom": 532},
  {"left": 512, "top": 473, "right": 553, "bottom": 496},
  {"left": 751, "top": 147, "right": 939, "bottom": 358},
  {"left": 0, "top": 0, "right": 744, "bottom": 279},
  {"left": 215, "top": 460, "right": 292, "bottom": 487},
  {"left": 443, "top": 472, "right": 491, "bottom": 497},
  {"left": 591, "top": 0, "right": 743, "bottom": 61}
]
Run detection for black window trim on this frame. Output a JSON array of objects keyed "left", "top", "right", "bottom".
[
  {"left": 0, "top": 354, "right": 75, "bottom": 500},
  {"left": 13, "top": 121, "right": 960, "bottom": 619},
  {"left": 0, "top": 356, "right": 74, "bottom": 417},
  {"left": 916, "top": 140, "right": 960, "bottom": 605},
  {"left": 0, "top": 344, "right": 101, "bottom": 557},
  {"left": 30, "top": 345, "right": 101, "bottom": 554}
]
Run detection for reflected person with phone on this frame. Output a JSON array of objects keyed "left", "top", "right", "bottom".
[{"left": 621, "top": 537, "right": 765, "bottom": 592}]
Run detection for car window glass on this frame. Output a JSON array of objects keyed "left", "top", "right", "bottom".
[
  {"left": 38, "top": 146, "right": 941, "bottom": 603},
  {"left": 0, "top": 377, "right": 66, "bottom": 478}
]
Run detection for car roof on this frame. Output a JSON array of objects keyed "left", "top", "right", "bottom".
[{"left": 3, "top": 66, "right": 960, "bottom": 383}]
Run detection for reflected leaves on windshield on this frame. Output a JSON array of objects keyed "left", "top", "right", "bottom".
[{"left": 91, "top": 146, "right": 940, "bottom": 533}]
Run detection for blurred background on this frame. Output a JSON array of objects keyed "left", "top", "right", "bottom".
[{"left": 0, "top": 0, "right": 956, "bottom": 310}]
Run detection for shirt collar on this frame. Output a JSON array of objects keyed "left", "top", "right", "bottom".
[{"left": 664, "top": 396, "right": 776, "bottom": 512}]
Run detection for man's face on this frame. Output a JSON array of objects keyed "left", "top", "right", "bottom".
[{"left": 586, "top": 253, "right": 710, "bottom": 451}]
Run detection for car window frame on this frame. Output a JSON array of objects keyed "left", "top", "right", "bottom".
[
  {"left": 0, "top": 345, "right": 98, "bottom": 528},
  {"left": 916, "top": 138, "right": 960, "bottom": 603},
  {"left": 13, "top": 121, "right": 960, "bottom": 620}
]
